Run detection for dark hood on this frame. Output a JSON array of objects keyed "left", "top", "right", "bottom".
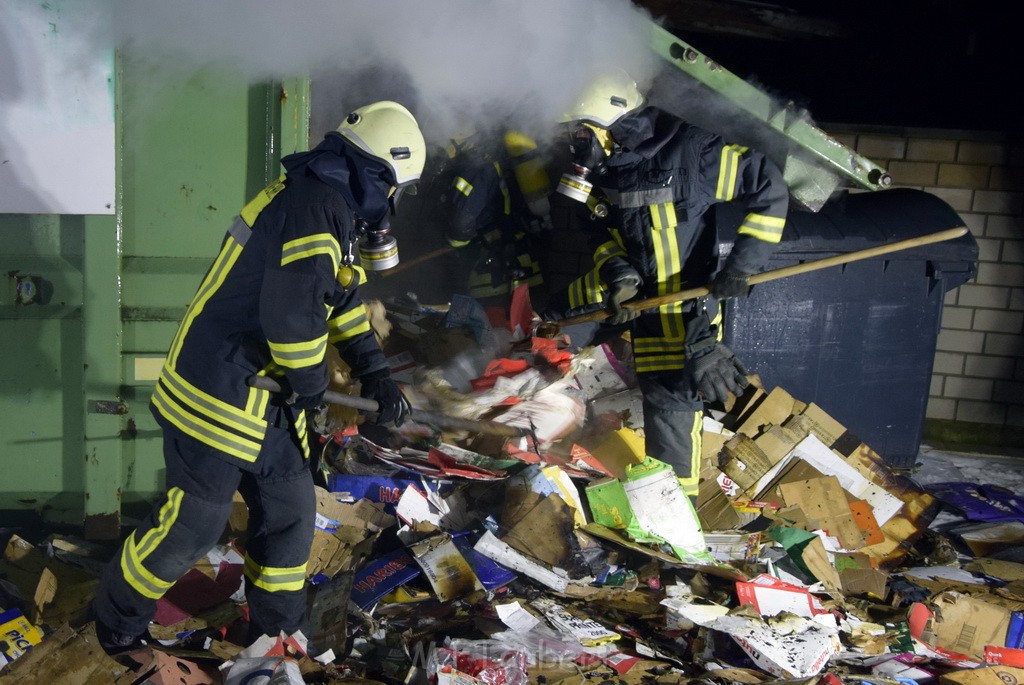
[
  {"left": 281, "top": 132, "right": 393, "bottom": 223},
  {"left": 606, "top": 106, "right": 683, "bottom": 167}
]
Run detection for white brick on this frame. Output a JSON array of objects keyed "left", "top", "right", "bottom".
[
  {"left": 1011, "top": 288, "right": 1024, "bottom": 311},
  {"left": 944, "top": 376, "right": 994, "bottom": 400},
  {"left": 944, "top": 289, "right": 959, "bottom": 306},
  {"left": 973, "top": 190, "right": 1024, "bottom": 215},
  {"left": 858, "top": 135, "right": 907, "bottom": 160},
  {"left": 974, "top": 238, "right": 1003, "bottom": 262},
  {"left": 986, "top": 215, "right": 1024, "bottom": 239},
  {"left": 937, "top": 163, "right": 989, "bottom": 188},
  {"left": 959, "top": 213, "right": 987, "bottom": 235},
  {"left": 926, "top": 397, "right": 956, "bottom": 420},
  {"left": 925, "top": 187, "right": 973, "bottom": 213},
  {"left": 932, "top": 351, "right": 965, "bottom": 375},
  {"left": 936, "top": 329, "right": 986, "bottom": 353},
  {"left": 984, "top": 333, "right": 1024, "bottom": 356},
  {"left": 957, "top": 284, "right": 1011, "bottom": 309},
  {"left": 975, "top": 263, "right": 1024, "bottom": 288},
  {"left": 907, "top": 138, "right": 958, "bottom": 162},
  {"left": 964, "top": 355, "right": 1017, "bottom": 378},
  {"left": 941, "top": 306, "right": 973, "bottom": 329},
  {"left": 989, "top": 166, "right": 1024, "bottom": 191},
  {"left": 889, "top": 161, "right": 938, "bottom": 186},
  {"left": 1002, "top": 240, "right": 1024, "bottom": 263},
  {"left": 956, "top": 400, "right": 1007, "bottom": 424},
  {"left": 958, "top": 140, "right": 1009, "bottom": 165},
  {"left": 929, "top": 375, "right": 944, "bottom": 396},
  {"left": 973, "top": 309, "right": 1024, "bottom": 334}
]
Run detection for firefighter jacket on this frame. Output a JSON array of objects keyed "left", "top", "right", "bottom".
[
  {"left": 151, "top": 139, "right": 388, "bottom": 469},
  {"left": 445, "top": 141, "right": 547, "bottom": 298},
  {"left": 549, "top": 106, "right": 788, "bottom": 376}
]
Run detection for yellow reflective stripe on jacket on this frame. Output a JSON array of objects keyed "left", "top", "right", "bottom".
[
  {"left": 633, "top": 336, "right": 685, "bottom": 354},
  {"left": 715, "top": 144, "right": 748, "bottom": 201},
  {"left": 453, "top": 176, "right": 473, "bottom": 197},
  {"left": 152, "top": 384, "right": 263, "bottom": 462},
  {"left": 710, "top": 302, "right": 724, "bottom": 341},
  {"left": 678, "top": 413, "right": 703, "bottom": 497},
  {"left": 633, "top": 335, "right": 686, "bottom": 374},
  {"left": 327, "top": 305, "right": 370, "bottom": 344},
  {"left": 592, "top": 239, "right": 626, "bottom": 269},
  {"left": 268, "top": 333, "right": 329, "bottom": 369},
  {"left": 281, "top": 233, "right": 342, "bottom": 271},
  {"left": 161, "top": 366, "right": 266, "bottom": 439},
  {"left": 294, "top": 409, "right": 310, "bottom": 460},
  {"left": 448, "top": 237, "right": 472, "bottom": 248},
  {"left": 240, "top": 177, "right": 287, "bottom": 227},
  {"left": 568, "top": 267, "right": 606, "bottom": 309},
  {"left": 167, "top": 236, "right": 244, "bottom": 367},
  {"left": 634, "top": 352, "right": 686, "bottom": 374},
  {"left": 120, "top": 488, "right": 184, "bottom": 599},
  {"left": 245, "top": 365, "right": 274, "bottom": 417},
  {"left": 468, "top": 271, "right": 510, "bottom": 298},
  {"left": 650, "top": 222, "right": 684, "bottom": 338},
  {"left": 648, "top": 202, "right": 677, "bottom": 230},
  {"left": 243, "top": 554, "right": 307, "bottom": 592},
  {"left": 738, "top": 212, "right": 786, "bottom": 243}
]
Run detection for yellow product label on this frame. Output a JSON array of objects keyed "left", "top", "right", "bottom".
[{"left": 0, "top": 609, "right": 43, "bottom": 666}]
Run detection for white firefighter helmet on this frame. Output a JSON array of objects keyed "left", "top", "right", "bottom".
[
  {"left": 337, "top": 100, "right": 426, "bottom": 188},
  {"left": 560, "top": 70, "right": 644, "bottom": 128}
]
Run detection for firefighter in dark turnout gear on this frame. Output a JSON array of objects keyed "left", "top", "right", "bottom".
[
  {"left": 92, "top": 101, "right": 426, "bottom": 652},
  {"left": 442, "top": 129, "right": 553, "bottom": 307},
  {"left": 545, "top": 72, "right": 788, "bottom": 500}
]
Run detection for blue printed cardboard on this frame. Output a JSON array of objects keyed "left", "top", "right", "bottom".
[
  {"left": 350, "top": 548, "right": 421, "bottom": 610},
  {"left": 327, "top": 474, "right": 420, "bottom": 513},
  {"left": 451, "top": 531, "right": 517, "bottom": 591}
]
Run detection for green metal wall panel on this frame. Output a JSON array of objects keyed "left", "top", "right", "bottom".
[{"left": 0, "top": 44, "right": 309, "bottom": 535}]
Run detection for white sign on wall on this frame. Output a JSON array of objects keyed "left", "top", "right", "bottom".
[{"left": 0, "top": 0, "right": 115, "bottom": 215}]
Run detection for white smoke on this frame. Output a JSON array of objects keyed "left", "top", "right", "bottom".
[{"left": 113, "top": 0, "right": 662, "bottom": 145}]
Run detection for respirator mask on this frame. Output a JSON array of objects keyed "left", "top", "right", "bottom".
[{"left": 556, "top": 123, "right": 611, "bottom": 203}]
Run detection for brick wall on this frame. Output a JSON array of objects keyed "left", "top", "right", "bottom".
[{"left": 829, "top": 126, "right": 1024, "bottom": 434}]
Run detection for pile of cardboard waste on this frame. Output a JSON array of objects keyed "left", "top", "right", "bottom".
[{"left": 3, "top": 292, "right": 1024, "bottom": 684}]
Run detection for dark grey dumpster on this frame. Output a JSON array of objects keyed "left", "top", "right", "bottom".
[{"left": 718, "top": 188, "right": 979, "bottom": 468}]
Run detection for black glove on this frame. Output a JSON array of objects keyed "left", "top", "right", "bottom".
[
  {"left": 359, "top": 369, "right": 411, "bottom": 426},
  {"left": 287, "top": 389, "right": 326, "bottom": 411},
  {"left": 690, "top": 343, "right": 750, "bottom": 404},
  {"left": 710, "top": 266, "right": 750, "bottom": 300},
  {"left": 606, "top": 278, "right": 641, "bottom": 325}
]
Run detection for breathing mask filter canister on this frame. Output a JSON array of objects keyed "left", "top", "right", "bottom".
[
  {"left": 356, "top": 217, "right": 400, "bottom": 271},
  {"left": 556, "top": 123, "right": 610, "bottom": 204}
]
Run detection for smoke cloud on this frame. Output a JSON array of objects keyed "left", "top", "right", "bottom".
[{"left": 113, "top": 0, "right": 662, "bottom": 146}]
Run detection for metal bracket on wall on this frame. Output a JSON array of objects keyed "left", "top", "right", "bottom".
[{"left": 88, "top": 400, "right": 129, "bottom": 415}]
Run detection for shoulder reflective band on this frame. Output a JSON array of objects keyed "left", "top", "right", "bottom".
[
  {"left": 241, "top": 176, "right": 287, "bottom": 227},
  {"left": 715, "top": 144, "right": 748, "bottom": 201}
]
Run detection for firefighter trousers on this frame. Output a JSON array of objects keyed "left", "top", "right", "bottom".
[
  {"left": 94, "top": 411, "right": 315, "bottom": 639},
  {"left": 639, "top": 371, "right": 703, "bottom": 501}
]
